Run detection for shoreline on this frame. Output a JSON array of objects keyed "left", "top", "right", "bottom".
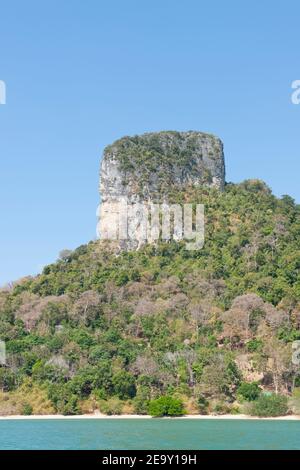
[{"left": 0, "top": 413, "right": 299, "bottom": 420}]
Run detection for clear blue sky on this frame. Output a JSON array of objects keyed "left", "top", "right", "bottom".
[{"left": 0, "top": 0, "right": 299, "bottom": 285}]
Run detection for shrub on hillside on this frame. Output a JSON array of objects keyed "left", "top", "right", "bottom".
[
  {"left": 112, "top": 371, "right": 136, "bottom": 399},
  {"left": 22, "top": 403, "right": 33, "bottom": 416},
  {"left": 237, "top": 382, "right": 261, "bottom": 402},
  {"left": 99, "top": 397, "right": 123, "bottom": 415},
  {"left": 197, "top": 394, "right": 209, "bottom": 414},
  {"left": 133, "top": 386, "right": 150, "bottom": 414},
  {"left": 248, "top": 394, "right": 289, "bottom": 417},
  {"left": 211, "top": 400, "right": 232, "bottom": 415}
]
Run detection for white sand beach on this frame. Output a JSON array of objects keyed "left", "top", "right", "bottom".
[{"left": 0, "top": 413, "right": 299, "bottom": 420}]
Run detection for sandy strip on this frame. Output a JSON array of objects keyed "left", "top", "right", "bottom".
[{"left": 0, "top": 413, "right": 299, "bottom": 420}]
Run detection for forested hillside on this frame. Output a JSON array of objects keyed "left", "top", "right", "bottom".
[{"left": 0, "top": 180, "right": 300, "bottom": 416}]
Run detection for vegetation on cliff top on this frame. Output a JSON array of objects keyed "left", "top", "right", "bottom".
[
  {"left": 104, "top": 131, "right": 223, "bottom": 195},
  {"left": 0, "top": 180, "right": 300, "bottom": 416}
]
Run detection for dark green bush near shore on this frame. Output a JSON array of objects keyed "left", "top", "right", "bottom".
[{"left": 148, "top": 396, "right": 185, "bottom": 417}]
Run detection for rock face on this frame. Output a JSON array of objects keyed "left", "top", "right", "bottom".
[{"left": 98, "top": 131, "right": 225, "bottom": 249}]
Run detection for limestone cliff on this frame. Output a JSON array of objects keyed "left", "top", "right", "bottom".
[{"left": 98, "top": 131, "right": 225, "bottom": 248}]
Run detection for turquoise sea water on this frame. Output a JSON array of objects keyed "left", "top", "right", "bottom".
[{"left": 0, "top": 419, "right": 299, "bottom": 450}]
